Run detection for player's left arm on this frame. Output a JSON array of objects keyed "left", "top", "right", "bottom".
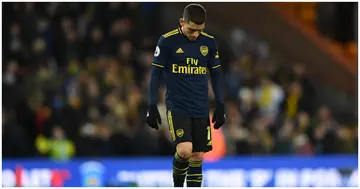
[
  {"left": 208, "top": 40, "right": 226, "bottom": 129},
  {"left": 208, "top": 40, "right": 224, "bottom": 105}
]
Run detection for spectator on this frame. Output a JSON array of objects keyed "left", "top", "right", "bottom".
[
  {"left": 226, "top": 61, "right": 243, "bottom": 99},
  {"left": 254, "top": 76, "right": 284, "bottom": 121},
  {"left": 238, "top": 87, "right": 259, "bottom": 127},
  {"left": 282, "top": 81, "right": 305, "bottom": 119},
  {"left": 77, "top": 121, "right": 112, "bottom": 157},
  {"left": 335, "top": 125, "right": 356, "bottom": 153},
  {"left": 293, "top": 112, "right": 314, "bottom": 155},
  {"left": 35, "top": 126, "right": 75, "bottom": 161},
  {"left": 291, "top": 63, "right": 315, "bottom": 115},
  {"left": 273, "top": 118, "right": 294, "bottom": 154},
  {"left": 312, "top": 106, "right": 338, "bottom": 154}
]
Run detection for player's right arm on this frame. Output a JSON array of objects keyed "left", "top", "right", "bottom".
[
  {"left": 149, "top": 36, "right": 169, "bottom": 105},
  {"left": 147, "top": 36, "right": 169, "bottom": 129}
]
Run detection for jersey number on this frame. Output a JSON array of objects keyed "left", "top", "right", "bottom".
[{"left": 207, "top": 126, "right": 211, "bottom": 140}]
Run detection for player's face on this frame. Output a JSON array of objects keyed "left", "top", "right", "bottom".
[{"left": 180, "top": 19, "right": 205, "bottom": 41}]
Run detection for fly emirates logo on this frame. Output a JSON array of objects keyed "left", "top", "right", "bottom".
[{"left": 172, "top": 58, "right": 207, "bottom": 75}]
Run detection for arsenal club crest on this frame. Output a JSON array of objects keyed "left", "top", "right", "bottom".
[{"left": 200, "top": 46, "right": 208, "bottom": 56}]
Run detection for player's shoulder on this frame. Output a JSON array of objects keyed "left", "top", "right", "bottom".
[
  {"left": 157, "top": 28, "right": 181, "bottom": 46},
  {"left": 201, "top": 31, "right": 216, "bottom": 40},
  {"left": 161, "top": 28, "right": 181, "bottom": 39},
  {"left": 200, "top": 31, "right": 217, "bottom": 48}
]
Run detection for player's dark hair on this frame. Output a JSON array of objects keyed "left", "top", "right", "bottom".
[{"left": 183, "top": 4, "right": 207, "bottom": 25}]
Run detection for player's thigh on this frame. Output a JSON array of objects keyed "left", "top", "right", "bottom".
[
  {"left": 167, "top": 110, "right": 192, "bottom": 146},
  {"left": 192, "top": 117, "right": 212, "bottom": 153}
]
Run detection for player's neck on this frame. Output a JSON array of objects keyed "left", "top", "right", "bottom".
[
  {"left": 180, "top": 27, "right": 184, "bottom": 35},
  {"left": 179, "top": 26, "right": 188, "bottom": 39}
]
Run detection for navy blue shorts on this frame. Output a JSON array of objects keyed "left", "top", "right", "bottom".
[{"left": 166, "top": 110, "right": 212, "bottom": 153}]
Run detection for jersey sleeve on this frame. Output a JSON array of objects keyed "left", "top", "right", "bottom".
[
  {"left": 207, "top": 39, "right": 221, "bottom": 70},
  {"left": 152, "top": 36, "right": 169, "bottom": 69},
  {"left": 208, "top": 38, "right": 224, "bottom": 104}
]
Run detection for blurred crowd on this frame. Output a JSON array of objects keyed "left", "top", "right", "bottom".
[{"left": 2, "top": 2, "right": 357, "bottom": 160}]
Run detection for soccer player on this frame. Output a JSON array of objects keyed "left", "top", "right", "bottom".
[{"left": 146, "top": 4, "right": 225, "bottom": 187}]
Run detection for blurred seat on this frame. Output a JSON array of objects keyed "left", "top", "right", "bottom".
[
  {"left": 345, "top": 41, "right": 357, "bottom": 61},
  {"left": 272, "top": 2, "right": 356, "bottom": 67}
]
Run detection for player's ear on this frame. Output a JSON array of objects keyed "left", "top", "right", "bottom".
[{"left": 179, "top": 18, "right": 185, "bottom": 26}]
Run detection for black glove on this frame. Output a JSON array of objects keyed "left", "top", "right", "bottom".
[
  {"left": 146, "top": 105, "right": 161, "bottom": 130},
  {"left": 212, "top": 103, "right": 226, "bottom": 129}
]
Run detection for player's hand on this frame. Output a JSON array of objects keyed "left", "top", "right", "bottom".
[
  {"left": 146, "top": 105, "right": 161, "bottom": 130},
  {"left": 212, "top": 103, "right": 226, "bottom": 129}
]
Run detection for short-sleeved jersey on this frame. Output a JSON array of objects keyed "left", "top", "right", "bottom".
[{"left": 152, "top": 28, "right": 221, "bottom": 118}]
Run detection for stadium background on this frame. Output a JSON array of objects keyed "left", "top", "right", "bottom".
[{"left": 2, "top": 2, "right": 358, "bottom": 187}]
